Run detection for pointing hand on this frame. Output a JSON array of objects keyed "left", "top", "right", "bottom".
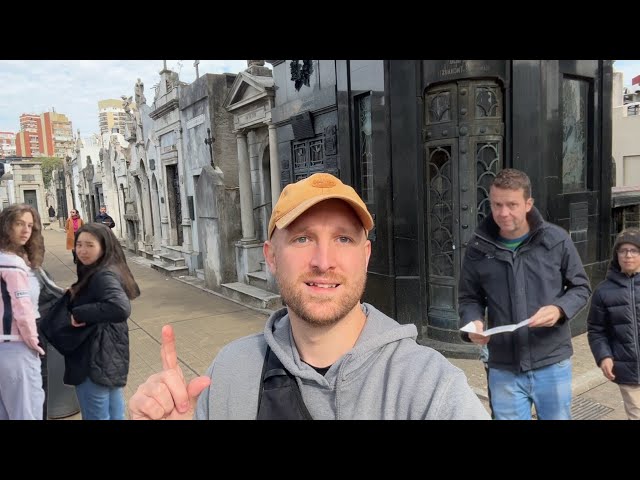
[{"left": 129, "top": 325, "right": 211, "bottom": 420}]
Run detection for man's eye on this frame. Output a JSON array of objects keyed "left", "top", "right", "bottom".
[
  {"left": 338, "top": 236, "right": 352, "bottom": 243},
  {"left": 294, "top": 237, "right": 308, "bottom": 244}
]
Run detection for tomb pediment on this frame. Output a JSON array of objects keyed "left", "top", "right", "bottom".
[{"left": 225, "top": 71, "right": 274, "bottom": 113}]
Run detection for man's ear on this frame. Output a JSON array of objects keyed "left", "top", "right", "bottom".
[
  {"left": 263, "top": 239, "right": 277, "bottom": 275},
  {"left": 364, "top": 239, "right": 371, "bottom": 272},
  {"left": 526, "top": 196, "right": 534, "bottom": 212}
]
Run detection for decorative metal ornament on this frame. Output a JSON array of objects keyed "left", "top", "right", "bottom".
[
  {"left": 290, "top": 60, "right": 314, "bottom": 91},
  {"left": 204, "top": 127, "right": 216, "bottom": 168}
]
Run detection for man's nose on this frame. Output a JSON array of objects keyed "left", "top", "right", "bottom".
[{"left": 309, "top": 241, "right": 336, "bottom": 271}]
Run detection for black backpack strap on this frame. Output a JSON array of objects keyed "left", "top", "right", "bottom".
[
  {"left": 256, "top": 345, "right": 313, "bottom": 420},
  {"left": 1, "top": 276, "right": 12, "bottom": 337},
  {"left": 0, "top": 265, "right": 25, "bottom": 338}
]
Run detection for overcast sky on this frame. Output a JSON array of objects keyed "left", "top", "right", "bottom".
[
  {"left": 0, "top": 60, "right": 247, "bottom": 137},
  {"left": 1, "top": 60, "right": 639, "bottom": 138}
]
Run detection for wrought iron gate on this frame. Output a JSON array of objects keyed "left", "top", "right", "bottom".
[
  {"left": 281, "top": 126, "right": 338, "bottom": 188},
  {"left": 424, "top": 79, "right": 504, "bottom": 340}
]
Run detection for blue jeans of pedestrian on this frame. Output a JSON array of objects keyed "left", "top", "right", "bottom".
[
  {"left": 75, "top": 377, "right": 125, "bottom": 420},
  {"left": 488, "top": 358, "right": 572, "bottom": 420}
]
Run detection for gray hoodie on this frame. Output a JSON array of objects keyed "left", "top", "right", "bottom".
[{"left": 195, "top": 303, "right": 489, "bottom": 420}]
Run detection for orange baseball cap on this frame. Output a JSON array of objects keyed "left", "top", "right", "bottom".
[{"left": 268, "top": 173, "right": 374, "bottom": 239}]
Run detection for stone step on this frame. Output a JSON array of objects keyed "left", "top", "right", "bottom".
[
  {"left": 159, "top": 253, "right": 185, "bottom": 267},
  {"left": 163, "top": 245, "right": 184, "bottom": 254},
  {"left": 142, "top": 250, "right": 155, "bottom": 261},
  {"left": 126, "top": 253, "right": 155, "bottom": 269},
  {"left": 220, "top": 282, "right": 282, "bottom": 311},
  {"left": 150, "top": 261, "right": 189, "bottom": 277},
  {"left": 247, "top": 270, "right": 268, "bottom": 290},
  {"left": 260, "top": 261, "right": 267, "bottom": 273},
  {"left": 195, "top": 268, "right": 205, "bottom": 281}
]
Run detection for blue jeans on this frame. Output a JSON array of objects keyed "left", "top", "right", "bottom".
[
  {"left": 75, "top": 377, "right": 125, "bottom": 420},
  {"left": 488, "top": 358, "right": 572, "bottom": 420}
]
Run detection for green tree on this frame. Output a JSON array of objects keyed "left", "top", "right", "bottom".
[{"left": 40, "top": 156, "right": 63, "bottom": 188}]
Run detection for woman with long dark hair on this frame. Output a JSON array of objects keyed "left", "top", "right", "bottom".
[
  {"left": 0, "top": 204, "right": 46, "bottom": 420},
  {"left": 63, "top": 223, "right": 140, "bottom": 420}
]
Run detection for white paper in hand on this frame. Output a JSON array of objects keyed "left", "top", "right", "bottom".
[
  {"left": 460, "top": 319, "right": 531, "bottom": 337},
  {"left": 460, "top": 322, "right": 481, "bottom": 334}
]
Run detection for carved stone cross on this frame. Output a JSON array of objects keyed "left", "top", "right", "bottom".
[
  {"left": 194, "top": 60, "right": 200, "bottom": 79},
  {"left": 204, "top": 127, "right": 215, "bottom": 168}
]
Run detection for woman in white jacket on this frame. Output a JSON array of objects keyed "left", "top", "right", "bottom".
[{"left": 0, "top": 204, "right": 46, "bottom": 420}]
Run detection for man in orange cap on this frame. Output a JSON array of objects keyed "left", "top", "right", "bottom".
[{"left": 129, "top": 173, "right": 489, "bottom": 420}]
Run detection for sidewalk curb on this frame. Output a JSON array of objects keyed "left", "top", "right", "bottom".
[
  {"left": 572, "top": 367, "right": 608, "bottom": 396},
  {"left": 472, "top": 387, "right": 489, "bottom": 402}
]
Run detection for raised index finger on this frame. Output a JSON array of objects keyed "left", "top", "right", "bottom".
[{"left": 160, "top": 324, "right": 179, "bottom": 371}]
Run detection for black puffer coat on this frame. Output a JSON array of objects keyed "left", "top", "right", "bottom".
[
  {"left": 588, "top": 258, "right": 640, "bottom": 385},
  {"left": 63, "top": 269, "right": 131, "bottom": 387}
]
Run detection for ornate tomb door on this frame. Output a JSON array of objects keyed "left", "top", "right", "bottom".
[{"left": 424, "top": 79, "right": 504, "bottom": 341}]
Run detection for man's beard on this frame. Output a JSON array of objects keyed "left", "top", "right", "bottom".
[{"left": 277, "top": 270, "right": 367, "bottom": 327}]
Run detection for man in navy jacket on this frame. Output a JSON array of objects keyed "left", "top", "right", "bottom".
[
  {"left": 95, "top": 206, "right": 115, "bottom": 229},
  {"left": 459, "top": 168, "right": 591, "bottom": 420}
]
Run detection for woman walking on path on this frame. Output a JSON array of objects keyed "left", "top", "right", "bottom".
[
  {"left": 63, "top": 223, "right": 140, "bottom": 419},
  {"left": 0, "top": 204, "right": 46, "bottom": 420},
  {"left": 65, "top": 209, "right": 84, "bottom": 264}
]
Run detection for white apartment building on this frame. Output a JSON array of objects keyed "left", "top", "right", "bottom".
[
  {"left": 0, "top": 132, "right": 16, "bottom": 158},
  {"left": 612, "top": 71, "right": 640, "bottom": 186},
  {"left": 98, "top": 99, "right": 130, "bottom": 135}
]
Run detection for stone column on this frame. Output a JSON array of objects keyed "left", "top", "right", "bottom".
[
  {"left": 175, "top": 127, "right": 192, "bottom": 252},
  {"left": 236, "top": 131, "right": 256, "bottom": 241},
  {"left": 267, "top": 123, "right": 281, "bottom": 209}
]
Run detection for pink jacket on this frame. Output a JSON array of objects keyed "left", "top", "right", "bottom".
[{"left": 0, "top": 251, "right": 39, "bottom": 344}]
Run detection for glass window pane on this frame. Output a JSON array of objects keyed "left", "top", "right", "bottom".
[
  {"left": 357, "top": 95, "right": 374, "bottom": 204},
  {"left": 562, "top": 78, "right": 588, "bottom": 193}
]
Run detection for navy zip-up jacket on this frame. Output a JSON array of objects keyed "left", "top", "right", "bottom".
[{"left": 458, "top": 207, "right": 591, "bottom": 373}]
